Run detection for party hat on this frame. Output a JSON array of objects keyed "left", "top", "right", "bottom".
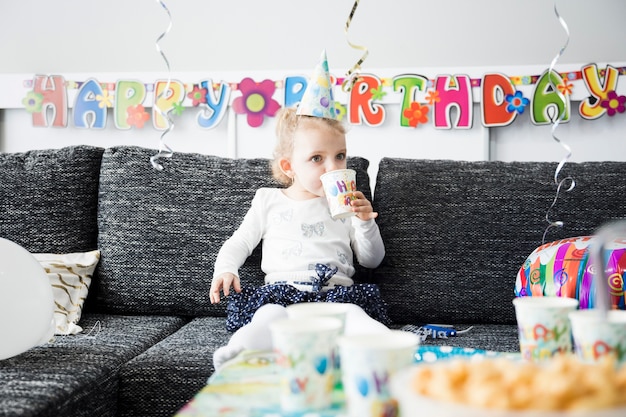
[{"left": 296, "top": 49, "right": 338, "bottom": 120}]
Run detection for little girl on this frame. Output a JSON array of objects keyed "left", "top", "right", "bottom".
[{"left": 209, "top": 53, "right": 390, "bottom": 369}]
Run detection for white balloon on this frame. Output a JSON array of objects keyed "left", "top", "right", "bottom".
[{"left": 0, "top": 238, "right": 55, "bottom": 360}]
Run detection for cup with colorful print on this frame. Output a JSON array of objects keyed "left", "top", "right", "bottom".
[
  {"left": 338, "top": 330, "right": 420, "bottom": 417},
  {"left": 512, "top": 296, "right": 579, "bottom": 361},
  {"left": 269, "top": 316, "right": 343, "bottom": 412},
  {"left": 320, "top": 169, "right": 357, "bottom": 220},
  {"left": 286, "top": 302, "right": 350, "bottom": 386},
  {"left": 569, "top": 309, "right": 626, "bottom": 365}
]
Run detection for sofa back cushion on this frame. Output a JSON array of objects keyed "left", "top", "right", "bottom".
[
  {"left": 373, "top": 158, "right": 626, "bottom": 325},
  {"left": 0, "top": 146, "right": 104, "bottom": 253},
  {"left": 93, "top": 146, "right": 372, "bottom": 317}
]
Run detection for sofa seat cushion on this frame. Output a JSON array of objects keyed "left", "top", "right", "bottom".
[
  {"left": 118, "top": 316, "right": 232, "bottom": 417},
  {"left": 0, "top": 146, "right": 104, "bottom": 254},
  {"left": 0, "top": 313, "right": 186, "bottom": 417},
  {"left": 94, "top": 146, "right": 372, "bottom": 317},
  {"left": 373, "top": 158, "right": 626, "bottom": 326}
]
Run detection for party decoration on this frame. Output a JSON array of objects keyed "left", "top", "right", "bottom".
[
  {"left": 403, "top": 102, "right": 429, "bottom": 127},
  {"left": 114, "top": 80, "right": 146, "bottom": 129},
  {"left": 515, "top": 236, "right": 626, "bottom": 310},
  {"left": 30, "top": 75, "right": 68, "bottom": 127},
  {"left": 187, "top": 84, "right": 208, "bottom": 107},
  {"left": 342, "top": 0, "right": 369, "bottom": 92},
  {"left": 600, "top": 90, "right": 626, "bottom": 116},
  {"left": 433, "top": 75, "right": 473, "bottom": 129},
  {"left": 74, "top": 79, "right": 107, "bottom": 129},
  {"left": 284, "top": 76, "right": 308, "bottom": 108},
  {"left": 96, "top": 89, "right": 114, "bottom": 109},
  {"left": 150, "top": 0, "right": 175, "bottom": 171},
  {"left": 19, "top": 63, "right": 626, "bottom": 130},
  {"left": 196, "top": 79, "right": 231, "bottom": 129},
  {"left": 393, "top": 74, "right": 428, "bottom": 127},
  {"left": 153, "top": 79, "right": 184, "bottom": 129},
  {"left": 370, "top": 85, "right": 386, "bottom": 101},
  {"left": 482, "top": 73, "right": 517, "bottom": 126},
  {"left": 0, "top": 238, "right": 55, "bottom": 360},
  {"left": 541, "top": 2, "right": 575, "bottom": 244},
  {"left": 348, "top": 74, "right": 384, "bottom": 126},
  {"left": 579, "top": 64, "right": 622, "bottom": 119},
  {"left": 505, "top": 91, "right": 530, "bottom": 115},
  {"left": 531, "top": 70, "right": 570, "bottom": 125},
  {"left": 127, "top": 104, "right": 150, "bottom": 129},
  {"left": 22, "top": 91, "right": 44, "bottom": 113},
  {"left": 295, "top": 50, "right": 338, "bottom": 120},
  {"left": 232, "top": 78, "right": 281, "bottom": 127}
]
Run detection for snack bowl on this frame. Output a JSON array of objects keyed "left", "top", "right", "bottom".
[{"left": 390, "top": 355, "right": 626, "bottom": 417}]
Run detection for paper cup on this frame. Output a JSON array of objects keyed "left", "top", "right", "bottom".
[
  {"left": 338, "top": 330, "right": 420, "bottom": 417},
  {"left": 286, "top": 302, "right": 350, "bottom": 386},
  {"left": 512, "top": 296, "right": 579, "bottom": 361},
  {"left": 286, "top": 302, "right": 349, "bottom": 333},
  {"left": 269, "top": 317, "right": 342, "bottom": 412},
  {"left": 569, "top": 309, "right": 626, "bottom": 365},
  {"left": 320, "top": 169, "right": 357, "bottom": 220}
]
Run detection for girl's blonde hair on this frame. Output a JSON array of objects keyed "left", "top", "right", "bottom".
[{"left": 271, "top": 107, "right": 347, "bottom": 185}]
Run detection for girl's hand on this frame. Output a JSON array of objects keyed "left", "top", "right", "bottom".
[
  {"left": 210, "top": 272, "right": 241, "bottom": 304},
  {"left": 349, "top": 191, "right": 378, "bottom": 221}
]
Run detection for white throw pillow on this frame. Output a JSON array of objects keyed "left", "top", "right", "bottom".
[{"left": 33, "top": 250, "right": 100, "bottom": 335}]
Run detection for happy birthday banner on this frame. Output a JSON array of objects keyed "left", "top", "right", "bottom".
[{"left": 20, "top": 63, "right": 626, "bottom": 131}]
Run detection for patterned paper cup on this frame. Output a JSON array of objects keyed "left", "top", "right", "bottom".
[
  {"left": 338, "top": 330, "right": 420, "bottom": 417},
  {"left": 320, "top": 169, "right": 357, "bottom": 220},
  {"left": 569, "top": 309, "right": 626, "bottom": 365},
  {"left": 269, "top": 317, "right": 342, "bottom": 412},
  {"left": 286, "top": 302, "right": 350, "bottom": 385},
  {"left": 512, "top": 296, "right": 579, "bottom": 361}
]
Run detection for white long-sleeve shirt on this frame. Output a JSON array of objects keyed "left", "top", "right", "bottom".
[{"left": 212, "top": 188, "right": 385, "bottom": 291}]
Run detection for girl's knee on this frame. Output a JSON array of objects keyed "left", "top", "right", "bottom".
[
  {"left": 251, "top": 304, "right": 288, "bottom": 323},
  {"left": 343, "top": 304, "right": 389, "bottom": 335}
]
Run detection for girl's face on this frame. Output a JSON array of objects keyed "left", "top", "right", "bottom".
[{"left": 282, "top": 123, "right": 347, "bottom": 199}]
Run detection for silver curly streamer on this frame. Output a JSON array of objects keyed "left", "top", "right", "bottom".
[
  {"left": 150, "top": 0, "right": 174, "bottom": 171},
  {"left": 542, "top": 1, "right": 575, "bottom": 244}
]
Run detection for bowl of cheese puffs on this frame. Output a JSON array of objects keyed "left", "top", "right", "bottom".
[{"left": 391, "top": 354, "right": 626, "bottom": 417}]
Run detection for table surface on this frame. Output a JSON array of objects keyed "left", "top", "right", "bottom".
[{"left": 174, "top": 345, "right": 518, "bottom": 417}]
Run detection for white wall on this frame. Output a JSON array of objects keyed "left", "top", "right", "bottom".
[
  {"left": 3, "top": 0, "right": 625, "bottom": 73},
  {"left": 1, "top": 0, "right": 625, "bottom": 178}
]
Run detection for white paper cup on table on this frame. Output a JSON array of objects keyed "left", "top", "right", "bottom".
[
  {"left": 269, "top": 317, "right": 342, "bottom": 413},
  {"left": 569, "top": 309, "right": 626, "bottom": 365},
  {"left": 320, "top": 169, "right": 357, "bottom": 220},
  {"left": 512, "top": 296, "right": 579, "bottom": 361},
  {"left": 338, "top": 330, "right": 420, "bottom": 417},
  {"left": 286, "top": 302, "right": 349, "bottom": 333},
  {"left": 286, "top": 302, "right": 350, "bottom": 386}
]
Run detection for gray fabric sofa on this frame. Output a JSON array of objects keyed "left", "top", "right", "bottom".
[{"left": 1, "top": 145, "right": 624, "bottom": 417}]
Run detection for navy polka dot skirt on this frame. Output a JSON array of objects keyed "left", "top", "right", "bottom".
[{"left": 225, "top": 282, "right": 392, "bottom": 332}]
